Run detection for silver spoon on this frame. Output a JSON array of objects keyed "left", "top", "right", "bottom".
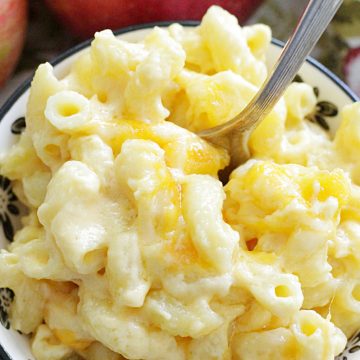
[{"left": 197, "top": 0, "right": 343, "bottom": 177}]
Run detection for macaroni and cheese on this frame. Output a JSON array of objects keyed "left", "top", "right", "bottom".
[{"left": 0, "top": 5, "right": 359, "bottom": 360}]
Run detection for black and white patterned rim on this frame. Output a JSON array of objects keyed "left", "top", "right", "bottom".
[
  {"left": 0, "top": 21, "right": 358, "bottom": 360},
  {"left": 0, "top": 176, "right": 19, "bottom": 243},
  {"left": 0, "top": 288, "right": 15, "bottom": 330}
]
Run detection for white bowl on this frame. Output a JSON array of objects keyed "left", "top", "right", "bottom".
[{"left": 0, "top": 22, "right": 359, "bottom": 360}]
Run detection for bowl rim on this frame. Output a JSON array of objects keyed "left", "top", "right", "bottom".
[{"left": 0, "top": 20, "right": 359, "bottom": 360}]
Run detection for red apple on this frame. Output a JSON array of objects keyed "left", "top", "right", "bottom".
[
  {"left": 343, "top": 47, "right": 360, "bottom": 97},
  {"left": 0, "top": 0, "right": 28, "bottom": 88},
  {"left": 44, "top": 0, "right": 263, "bottom": 39}
]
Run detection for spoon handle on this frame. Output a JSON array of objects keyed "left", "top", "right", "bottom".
[{"left": 199, "top": 0, "right": 343, "bottom": 138}]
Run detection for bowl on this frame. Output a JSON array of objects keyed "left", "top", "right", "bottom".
[{"left": 0, "top": 22, "right": 359, "bottom": 360}]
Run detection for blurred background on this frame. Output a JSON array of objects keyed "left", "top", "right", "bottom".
[{"left": 0, "top": 0, "right": 359, "bottom": 108}]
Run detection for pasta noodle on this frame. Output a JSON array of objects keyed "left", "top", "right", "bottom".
[{"left": 0, "top": 5, "right": 359, "bottom": 360}]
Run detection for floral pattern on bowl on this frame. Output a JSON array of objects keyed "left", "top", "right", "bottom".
[
  {"left": 338, "top": 331, "right": 360, "bottom": 360},
  {"left": 0, "top": 288, "right": 15, "bottom": 330},
  {"left": 0, "top": 175, "right": 19, "bottom": 243},
  {"left": 293, "top": 74, "right": 339, "bottom": 131}
]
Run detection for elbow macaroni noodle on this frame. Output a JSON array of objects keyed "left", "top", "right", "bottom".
[{"left": 0, "top": 5, "right": 359, "bottom": 359}]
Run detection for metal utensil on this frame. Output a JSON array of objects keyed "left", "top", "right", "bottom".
[{"left": 197, "top": 0, "right": 343, "bottom": 177}]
